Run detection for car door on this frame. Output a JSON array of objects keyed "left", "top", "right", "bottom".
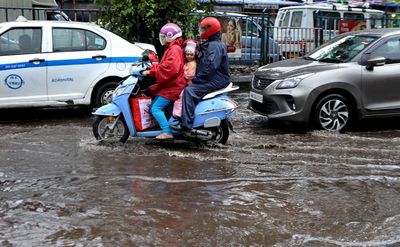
[
  {"left": 362, "top": 37, "right": 400, "bottom": 111},
  {"left": 0, "top": 26, "right": 46, "bottom": 105},
  {"left": 46, "top": 26, "right": 111, "bottom": 101}
]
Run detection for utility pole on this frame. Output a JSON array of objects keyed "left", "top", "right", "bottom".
[{"left": 73, "top": 0, "right": 76, "bottom": 21}]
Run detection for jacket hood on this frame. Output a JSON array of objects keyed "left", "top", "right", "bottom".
[
  {"left": 167, "top": 37, "right": 183, "bottom": 47},
  {"left": 207, "top": 32, "right": 221, "bottom": 42},
  {"left": 254, "top": 58, "right": 340, "bottom": 80}
]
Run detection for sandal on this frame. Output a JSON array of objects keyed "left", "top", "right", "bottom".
[{"left": 154, "top": 133, "right": 174, "bottom": 141}]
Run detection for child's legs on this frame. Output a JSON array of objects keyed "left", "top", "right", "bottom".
[
  {"left": 150, "top": 96, "right": 173, "bottom": 134},
  {"left": 173, "top": 91, "right": 184, "bottom": 118}
]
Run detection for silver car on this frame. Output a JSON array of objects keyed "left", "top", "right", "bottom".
[{"left": 249, "top": 28, "right": 400, "bottom": 131}]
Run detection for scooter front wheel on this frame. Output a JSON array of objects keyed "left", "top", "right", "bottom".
[{"left": 93, "top": 115, "right": 129, "bottom": 143}]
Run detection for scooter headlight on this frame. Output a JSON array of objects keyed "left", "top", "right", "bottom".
[
  {"left": 112, "top": 86, "right": 126, "bottom": 99},
  {"left": 129, "top": 62, "right": 142, "bottom": 75}
]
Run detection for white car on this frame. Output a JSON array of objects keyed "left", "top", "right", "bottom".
[{"left": 0, "top": 20, "right": 155, "bottom": 108}]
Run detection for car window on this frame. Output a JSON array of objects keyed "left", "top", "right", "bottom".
[
  {"left": 86, "top": 30, "right": 106, "bottom": 50},
  {"left": 52, "top": 28, "right": 106, "bottom": 52},
  {"left": 306, "top": 35, "right": 377, "bottom": 63},
  {"left": 370, "top": 38, "right": 400, "bottom": 64},
  {"left": 0, "top": 28, "right": 42, "bottom": 56}
]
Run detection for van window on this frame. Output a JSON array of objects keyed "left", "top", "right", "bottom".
[
  {"left": 370, "top": 14, "right": 383, "bottom": 29},
  {"left": 281, "top": 12, "right": 290, "bottom": 28},
  {"left": 313, "top": 11, "right": 341, "bottom": 30},
  {"left": 344, "top": 13, "right": 365, "bottom": 20},
  {"left": 291, "top": 11, "right": 303, "bottom": 27},
  {"left": 243, "top": 18, "right": 258, "bottom": 37}
]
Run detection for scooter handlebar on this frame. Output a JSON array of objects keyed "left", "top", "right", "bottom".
[{"left": 131, "top": 64, "right": 147, "bottom": 78}]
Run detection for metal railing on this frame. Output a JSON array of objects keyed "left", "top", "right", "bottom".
[{"left": 0, "top": 7, "right": 391, "bottom": 66}]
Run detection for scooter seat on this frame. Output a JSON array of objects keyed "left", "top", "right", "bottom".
[{"left": 202, "top": 82, "right": 239, "bottom": 100}]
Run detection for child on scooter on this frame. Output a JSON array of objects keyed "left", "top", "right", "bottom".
[
  {"left": 171, "top": 17, "right": 230, "bottom": 131},
  {"left": 141, "top": 23, "right": 186, "bottom": 141},
  {"left": 173, "top": 39, "right": 198, "bottom": 118}
]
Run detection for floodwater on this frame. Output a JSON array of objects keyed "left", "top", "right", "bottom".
[{"left": 1, "top": 89, "right": 400, "bottom": 247}]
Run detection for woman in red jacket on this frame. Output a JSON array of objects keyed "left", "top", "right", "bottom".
[{"left": 142, "top": 23, "right": 186, "bottom": 141}]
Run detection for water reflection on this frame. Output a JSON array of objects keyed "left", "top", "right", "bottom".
[{"left": 1, "top": 90, "right": 400, "bottom": 246}]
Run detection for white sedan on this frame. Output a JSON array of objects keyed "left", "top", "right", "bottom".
[{"left": 0, "top": 20, "right": 155, "bottom": 108}]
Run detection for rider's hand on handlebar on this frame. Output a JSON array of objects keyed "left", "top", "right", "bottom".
[
  {"left": 141, "top": 70, "right": 150, "bottom": 76},
  {"left": 131, "top": 64, "right": 147, "bottom": 77}
]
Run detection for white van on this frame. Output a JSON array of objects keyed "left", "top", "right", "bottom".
[{"left": 273, "top": 4, "right": 385, "bottom": 57}]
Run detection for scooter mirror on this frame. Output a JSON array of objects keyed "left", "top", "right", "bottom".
[{"left": 142, "top": 55, "right": 149, "bottom": 62}]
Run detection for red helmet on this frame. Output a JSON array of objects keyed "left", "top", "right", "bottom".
[{"left": 199, "top": 17, "right": 221, "bottom": 40}]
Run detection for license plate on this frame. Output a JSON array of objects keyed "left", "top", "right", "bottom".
[{"left": 250, "top": 92, "right": 263, "bottom": 103}]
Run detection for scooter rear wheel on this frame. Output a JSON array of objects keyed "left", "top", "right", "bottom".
[
  {"left": 208, "top": 120, "right": 230, "bottom": 144},
  {"left": 93, "top": 115, "right": 129, "bottom": 143}
]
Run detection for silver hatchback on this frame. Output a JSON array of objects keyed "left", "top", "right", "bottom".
[{"left": 249, "top": 28, "right": 400, "bottom": 131}]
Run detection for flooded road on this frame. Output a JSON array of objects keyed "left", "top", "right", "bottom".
[{"left": 1, "top": 89, "right": 400, "bottom": 246}]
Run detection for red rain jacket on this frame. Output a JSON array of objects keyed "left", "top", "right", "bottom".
[{"left": 148, "top": 38, "right": 186, "bottom": 101}]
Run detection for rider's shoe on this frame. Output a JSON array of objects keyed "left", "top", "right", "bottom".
[
  {"left": 154, "top": 133, "right": 174, "bottom": 141},
  {"left": 170, "top": 124, "right": 190, "bottom": 132}
]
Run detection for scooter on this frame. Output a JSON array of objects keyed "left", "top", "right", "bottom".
[{"left": 92, "top": 54, "right": 239, "bottom": 144}]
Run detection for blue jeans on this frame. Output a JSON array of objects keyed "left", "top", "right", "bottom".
[
  {"left": 150, "top": 96, "right": 173, "bottom": 134},
  {"left": 181, "top": 81, "right": 229, "bottom": 128}
]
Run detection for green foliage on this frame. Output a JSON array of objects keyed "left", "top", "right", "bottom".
[{"left": 94, "top": 0, "right": 214, "bottom": 53}]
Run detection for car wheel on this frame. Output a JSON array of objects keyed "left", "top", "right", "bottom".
[
  {"left": 314, "top": 94, "right": 352, "bottom": 132},
  {"left": 93, "top": 81, "right": 119, "bottom": 107}
]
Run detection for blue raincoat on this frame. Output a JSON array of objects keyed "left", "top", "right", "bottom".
[{"left": 180, "top": 32, "right": 230, "bottom": 129}]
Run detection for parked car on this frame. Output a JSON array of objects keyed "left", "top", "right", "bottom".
[
  {"left": 0, "top": 20, "right": 155, "bottom": 109},
  {"left": 249, "top": 28, "right": 400, "bottom": 131}
]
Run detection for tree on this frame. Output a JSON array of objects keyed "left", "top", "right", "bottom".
[{"left": 94, "top": 0, "right": 206, "bottom": 54}]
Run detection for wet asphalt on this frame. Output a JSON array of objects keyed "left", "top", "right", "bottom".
[{"left": 1, "top": 86, "right": 400, "bottom": 246}]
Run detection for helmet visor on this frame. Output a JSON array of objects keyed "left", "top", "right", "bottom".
[
  {"left": 159, "top": 34, "right": 166, "bottom": 46},
  {"left": 198, "top": 27, "right": 205, "bottom": 36}
]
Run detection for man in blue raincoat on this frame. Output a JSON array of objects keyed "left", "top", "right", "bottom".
[{"left": 174, "top": 16, "right": 230, "bottom": 130}]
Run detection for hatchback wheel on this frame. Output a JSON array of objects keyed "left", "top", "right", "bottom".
[{"left": 314, "top": 94, "right": 352, "bottom": 132}]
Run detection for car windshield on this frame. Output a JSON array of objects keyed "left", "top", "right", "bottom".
[{"left": 304, "top": 35, "right": 378, "bottom": 63}]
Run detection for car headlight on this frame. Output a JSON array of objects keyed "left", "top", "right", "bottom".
[{"left": 275, "top": 74, "right": 313, "bottom": 89}]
